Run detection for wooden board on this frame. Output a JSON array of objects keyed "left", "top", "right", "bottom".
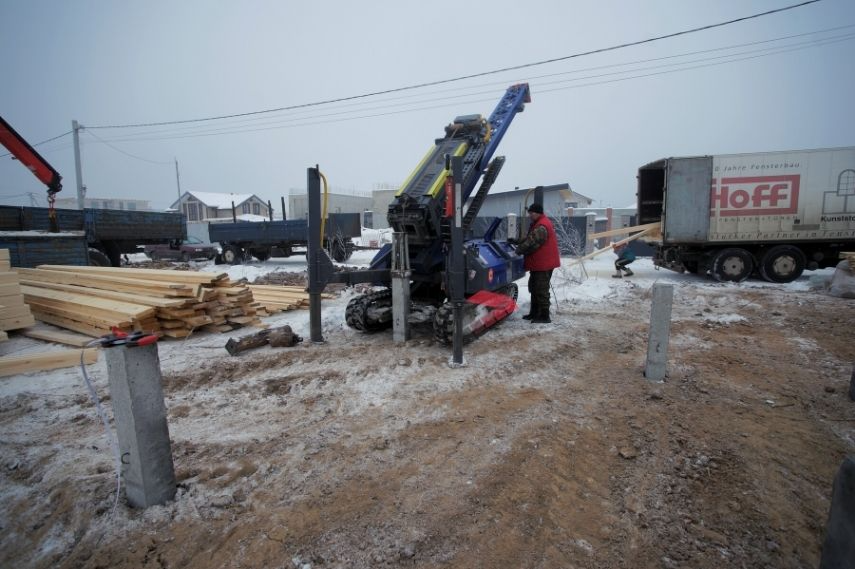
[
  {"left": 0, "top": 348, "right": 99, "bottom": 377},
  {"left": 18, "top": 268, "right": 197, "bottom": 297},
  {"left": 17, "top": 279, "right": 189, "bottom": 308},
  {"left": 0, "top": 283, "right": 22, "bottom": 297},
  {"left": 0, "top": 314, "right": 36, "bottom": 331},
  {"left": 0, "top": 304, "right": 34, "bottom": 319},
  {"left": 588, "top": 222, "right": 661, "bottom": 240},
  {"left": 26, "top": 298, "right": 131, "bottom": 329},
  {"left": 21, "top": 325, "right": 95, "bottom": 348},
  {"left": 31, "top": 310, "right": 112, "bottom": 338},
  {"left": 21, "top": 285, "right": 156, "bottom": 319},
  {"left": 565, "top": 226, "right": 659, "bottom": 268},
  {"left": 37, "top": 265, "right": 227, "bottom": 284},
  {"left": 0, "top": 272, "right": 21, "bottom": 284}
]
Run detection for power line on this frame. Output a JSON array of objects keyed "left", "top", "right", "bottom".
[
  {"left": 86, "top": 0, "right": 822, "bottom": 131},
  {"left": 90, "top": 31, "right": 853, "bottom": 144},
  {"left": 0, "top": 129, "right": 72, "bottom": 159},
  {"left": 86, "top": 24, "right": 854, "bottom": 144},
  {"left": 84, "top": 129, "right": 172, "bottom": 165}
]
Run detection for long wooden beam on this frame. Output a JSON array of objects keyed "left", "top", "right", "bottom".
[
  {"left": 18, "top": 279, "right": 188, "bottom": 308},
  {"left": 0, "top": 348, "right": 99, "bottom": 377},
  {"left": 565, "top": 225, "right": 659, "bottom": 268},
  {"left": 37, "top": 265, "right": 227, "bottom": 284},
  {"left": 588, "top": 222, "right": 661, "bottom": 240}
]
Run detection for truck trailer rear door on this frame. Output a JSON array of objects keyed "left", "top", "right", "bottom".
[{"left": 663, "top": 157, "right": 713, "bottom": 243}]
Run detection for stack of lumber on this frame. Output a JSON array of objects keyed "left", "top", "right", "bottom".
[
  {"left": 15, "top": 265, "right": 270, "bottom": 339},
  {"left": 0, "top": 249, "right": 36, "bottom": 340},
  {"left": 247, "top": 285, "right": 327, "bottom": 312}
]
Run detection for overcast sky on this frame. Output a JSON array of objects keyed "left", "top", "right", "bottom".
[{"left": 1, "top": 0, "right": 853, "bottom": 214}]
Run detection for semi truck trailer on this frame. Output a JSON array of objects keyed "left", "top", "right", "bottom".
[{"left": 637, "top": 146, "right": 855, "bottom": 283}]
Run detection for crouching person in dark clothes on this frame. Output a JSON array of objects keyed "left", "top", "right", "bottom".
[
  {"left": 511, "top": 203, "right": 561, "bottom": 323},
  {"left": 613, "top": 242, "right": 635, "bottom": 278}
]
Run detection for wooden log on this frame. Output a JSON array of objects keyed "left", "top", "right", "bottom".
[{"left": 0, "top": 348, "right": 99, "bottom": 377}]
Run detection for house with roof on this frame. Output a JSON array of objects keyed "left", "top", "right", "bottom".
[
  {"left": 170, "top": 191, "right": 270, "bottom": 222},
  {"left": 476, "top": 184, "right": 592, "bottom": 218}
]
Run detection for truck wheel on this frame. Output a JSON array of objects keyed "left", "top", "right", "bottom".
[
  {"left": 711, "top": 248, "right": 753, "bottom": 283},
  {"left": 88, "top": 249, "right": 111, "bottom": 267},
  {"left": 759, "top": 245, "right": 805, "bottom": 283},
  {"left": 328, "top": 239, "right": 348, "bottom": 262},
  {"left": 221, "top": 245, "right": 244, "bottom": 265},
  {"left": 250, "top": 248, "right": 271, "bottom": 262}
]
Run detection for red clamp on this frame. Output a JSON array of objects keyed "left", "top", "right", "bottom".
[{"left": 98, "top": 327, "right": 159, "bottom": 348}]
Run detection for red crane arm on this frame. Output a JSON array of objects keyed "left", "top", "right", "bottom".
[{"left": 0, "top": 115, "right": 62, "bottom": 194}]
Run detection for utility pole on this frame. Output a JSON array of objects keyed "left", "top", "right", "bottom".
[
  {"left": 174, "top": 158, "right": 182, "bottom": 207},
  {"left": 72, "top": 120, "right": 85, "bottom": 209}
]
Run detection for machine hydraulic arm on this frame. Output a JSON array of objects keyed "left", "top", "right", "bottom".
[
  {"left": 385, "top": 83, "right": 531, "bottom": 246},
  {"left": 0, "top": 116, "right": 63, "bottom": 197}
]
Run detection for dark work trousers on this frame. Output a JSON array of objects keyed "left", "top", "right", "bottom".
[
  {"left": 615, "top": 258, "right": 633, "bottom": 272},
  {"left": 528, "top": 270, "right": 553, "bottom": 314}
]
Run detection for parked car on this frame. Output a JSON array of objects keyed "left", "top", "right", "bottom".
[{"left": 144, "top": 236, "right": 218, "bottom": 261}]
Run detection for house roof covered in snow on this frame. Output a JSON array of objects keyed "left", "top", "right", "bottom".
[{"left": 171, "top": 191, "right": 262, "bottom": 210}]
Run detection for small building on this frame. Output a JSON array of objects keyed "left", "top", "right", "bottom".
[
  {"left": 170, "top": 191, "right": 270, "bottom": 222},
  {"left": 476, "top": 184, "right": 592, "bottom": 218},
  {"left": 54, "top": 197, "right": 151, "bottom": 211},
  {"left": 368, "top": 188, "right": 398, "bottom": 229},
  {"left": 288, "top": 190, "right": 373, "bottom": 226}
]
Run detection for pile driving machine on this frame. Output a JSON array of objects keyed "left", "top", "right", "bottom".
[{"left": 310, "top": 83, "right": 532, "bottom": 344}]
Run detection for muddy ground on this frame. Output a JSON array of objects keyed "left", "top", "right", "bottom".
[{"left": 1, "top": 277, "right": 854, "bottom": 568}]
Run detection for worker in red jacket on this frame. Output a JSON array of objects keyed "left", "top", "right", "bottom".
[{"left": 511, "top": 203, "right": 561, "bottom": 323}]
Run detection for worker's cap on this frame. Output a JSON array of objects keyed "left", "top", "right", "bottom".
[{"left": 527, "top": 203, "right": 544, "bottom": 214}]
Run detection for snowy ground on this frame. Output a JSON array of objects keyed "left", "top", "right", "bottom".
[{"left": 1, "top": 252, "right": 853, "bottom": 569}]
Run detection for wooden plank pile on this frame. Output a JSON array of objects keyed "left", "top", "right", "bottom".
[
  {"left": 0, "top": 249, "right": 36, "bottom": 341},
  {"left": 247, "top": 285, "right": 331, "bottom": 312},
  {"left": 15, "top": 265, "right": 271, "bottom": 339}
]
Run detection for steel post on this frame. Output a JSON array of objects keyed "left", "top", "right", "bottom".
[
  {"left": 450, "top": 156, "right": 465, "bottom": 365},
  {"left": 391, "top": 232, "right": 411, "bottom": 343},
  {"left": 306, "top": 167, "right": 324, "bottom": 343}
]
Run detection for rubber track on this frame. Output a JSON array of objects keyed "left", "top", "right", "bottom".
[
  {"left": 345, "top": 289, "right": 393, "bottom": 332},
  {"left": 433, "top": 284, "right": 517, "bottom": 345}
]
